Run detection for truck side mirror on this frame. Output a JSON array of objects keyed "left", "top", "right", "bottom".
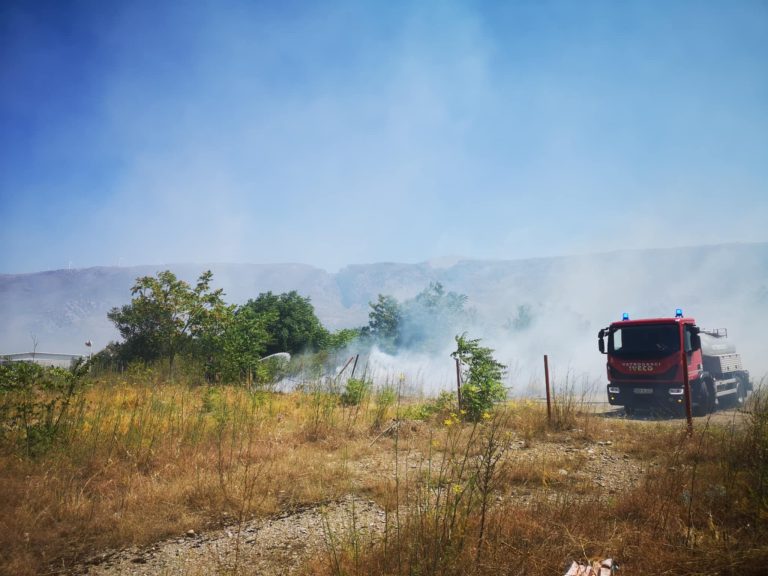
[
  {"left": 691, "top": 333, "right": 701, "bottom": 351},
  {"left": 597, "top": 329, "right": 606, "bottom": 354}
]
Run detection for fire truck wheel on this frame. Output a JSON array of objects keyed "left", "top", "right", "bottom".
[
  {"left": 732, "top": 376, "right": 747, "bottom": 408},
  {"left": 693, "top": 380, "right": 711, "bottom": 417},
  {"left": 705, "top": 379, "right": 718, "bottom": 414}
]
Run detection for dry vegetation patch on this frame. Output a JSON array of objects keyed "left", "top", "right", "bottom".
[{"left": 1, "top": 376, "right": 767, "bottom": 576}]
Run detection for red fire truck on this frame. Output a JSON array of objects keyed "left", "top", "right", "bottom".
[{"left": 598, "top": 310, "right": 751, "bottom": 416}]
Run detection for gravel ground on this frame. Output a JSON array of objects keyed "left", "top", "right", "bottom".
[{"left": 81, "top": 496, "right": 385, "bottom": 576}]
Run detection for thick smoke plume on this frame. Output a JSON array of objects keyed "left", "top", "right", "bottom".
[{"left": 337, "top": 244, "right": 768, "bottom": 397}]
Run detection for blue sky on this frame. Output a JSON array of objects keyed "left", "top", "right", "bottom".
[{"left": 1, "top": 0, "right": 766, "bottom": 273}]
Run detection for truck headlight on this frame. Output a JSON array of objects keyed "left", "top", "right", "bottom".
[
  {"left": 608, "top": 386, "right": 620, "bottom": 394},
  {"left": 669, "top": 388, "right": 684, "bottom": 395}
]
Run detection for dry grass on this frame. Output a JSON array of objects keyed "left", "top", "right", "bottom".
[
  {"left": 310, "top": 390, "right": 768, "bottom": 576},
  {"left": 0, "top": 375, "right": 382, "bottom": 575},
  {"left": 1, "top": 370, "right": 767, "bottom": 576}
]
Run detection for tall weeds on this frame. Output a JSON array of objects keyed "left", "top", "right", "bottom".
[
  {"left": 319, "top": 391, "right": 768, "bottom": 576},
  {"left": 0, "top": 368, "right": 366, "bottom": 575},
  {"left": 3, "top": 365, "right": 767, "bottom": 576}
]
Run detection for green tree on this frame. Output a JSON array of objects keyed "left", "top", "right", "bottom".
[
  {"left": 504, "top": 304, "right": 533, "bottom": 332},
  {"left": 451, "top": 333, "right": 507, "bottom": 421},
  {"left": 240, "top": 291, "right": 328, "bottom": 355},
  {"left": 326, "top": 328, "right": 361, "bottom": 351},
  {"left": 107, "top": 270, "right": 232, "bottom": 374},
  {"left": 401, "top": 282, "right": 469, "bottom": 352},
  {"left": 212, "top": 305, "right": 274, "bottom": 384},
  {"left": 413, "top": 281, "right": 467, "bottom": 313},
  {"left": 362, "top": 294, "right": 402, "bottom": 353},
  {"left": 361, "top": 284, "right": 470, "bottom": 354}
]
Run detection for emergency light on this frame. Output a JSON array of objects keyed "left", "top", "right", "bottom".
[
  {"left": 622, "top": 312, "right": 629, "bottom": 321},
  {"left": 675, "top": 308, "right": 683, "bottom": 318}
]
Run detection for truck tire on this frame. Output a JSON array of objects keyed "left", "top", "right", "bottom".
[
  {"left": 732, "top": 375, "right": 748, "bottom": 408},
  {"left": 706, "top": 379, "right": 718, "bottom": 414},
  {"left": 693, "top": 380, "right": 716, "bottom": 416}
]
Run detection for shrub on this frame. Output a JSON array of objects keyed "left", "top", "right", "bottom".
[
  {"left": 451, "top": 334, "right": 506, "bottom": 421},
  {"left": 404, "top": 390, "right": 457, "bottom": 421},
  {"left": 372, "top": 384, "right": 397, "bottom": 429},
  {"left": 0, "top": 359, "right": 90, "bottom": 456},
  {"left": 341, "top": 378, "right": 371, "bottom": 407}
]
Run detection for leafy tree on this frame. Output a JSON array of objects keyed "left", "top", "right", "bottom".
[
  {"left": 240, "top": 291, "right": 328, "bottom": 355},
  {"left": 451, "top": 333, "right": 507, "bottom": 421},
  {"left": 107, "top": 270, "right": 232, "bottom": 374},
  {"left": 413, "top": 281, "right": 467, "bottom": 313},
  {"left": 213, "top": 305, "right": 275, "bottom": 383},
  {"left": 361, "top": 283, "right": 470, "bottom": 354},
  {"left": 504, "top": 304, "right": 533, "bottom": 332},
  {"left": 401, "top": 282, "right": 469, "bottom": 352},
  {"left": 361, "top": 294, "right": 402, "bottom": 353},
  {"left": 326, "top": 328, "right": 361, "bottom": 351}
]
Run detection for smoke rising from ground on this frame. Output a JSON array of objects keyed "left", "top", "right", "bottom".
[
  {"left": 338, "top": 244, "right": 768, "bottom": 397},
  {"left": 1, "top": 244, "right": 766, "bottom": 397}
]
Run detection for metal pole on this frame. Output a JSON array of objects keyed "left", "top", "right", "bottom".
[
  {"left": 544, "top": 354, "right": 552, "bottom": 423},
  {"left": 455, "top": 358, "right": 463, "bottom": 409},
  {"left": 350, "top": 354, "right": 359, "bottom": 378},
  {"left": 681, "top": 327, "right": 693, "bottom": 436},
  {"left": 336, "top": 356, "right": 355, "bottom": 379}
]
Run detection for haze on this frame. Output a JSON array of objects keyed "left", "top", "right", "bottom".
[{"left": 1, "top": 0, "right": 767, "bottom": 273}]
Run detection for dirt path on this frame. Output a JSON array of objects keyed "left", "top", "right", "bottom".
[
  {"left": 81, "top": 496, "right": 385, "bottom": 576},
  {"left": 593, "top": 401, "right": 748, "bottom": 427}
]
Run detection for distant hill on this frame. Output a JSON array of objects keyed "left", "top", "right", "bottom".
[{"left": 2, "top": 243, "right": 767, "bottom": 379}]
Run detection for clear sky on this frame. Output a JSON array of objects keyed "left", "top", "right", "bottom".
[{"left": 1, "top": 0, "right": 766, "bottom": 273}]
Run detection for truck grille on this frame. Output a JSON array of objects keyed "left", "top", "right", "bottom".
[{"left": 610, "top": 365, "right": 678, "bottom": 381}]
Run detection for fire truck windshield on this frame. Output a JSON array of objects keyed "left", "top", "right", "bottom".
[{"left": 609, "top": 324, "right": 680, "bottom": 358}]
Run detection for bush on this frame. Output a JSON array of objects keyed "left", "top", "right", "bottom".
[
  {"left": 406, "top": 390, "right": 457, "bottom": 421},
  {"left": 451, "top": 334, "right": 506, "bottom": 421},
  {"left": 341, "top": 378, "right": 371, "bottom": 407},
  {"left": 0, "top": 359, "right": 90, "bottom": 456},
  {"left": 372, "top": 384, "right": 397, "bottom": 429}
]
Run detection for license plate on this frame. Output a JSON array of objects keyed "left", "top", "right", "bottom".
[{"left": 634, "top": 388, "right": 653, "bottom": 394}]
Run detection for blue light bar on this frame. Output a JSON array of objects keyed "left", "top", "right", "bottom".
[
  {"left": 675, "top": 308, "right": 683, "bottom": 318},
  {"left": 622, "top": 312, "right": 629, "bottom": 321}
]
